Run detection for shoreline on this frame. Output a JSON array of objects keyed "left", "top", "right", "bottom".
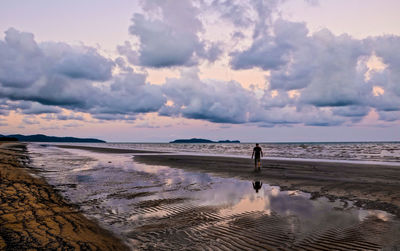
[{"left": 0, "top": 143, "right": 129, "bottom": 250}]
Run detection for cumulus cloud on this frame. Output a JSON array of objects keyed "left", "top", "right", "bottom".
[
  {"left": 0, "top": 28, "right": 114, "bottom": 89},
  {"left": 91, "top": 72, "right": 165, "bottom": 115},
  {"left": 229, "top": 14, "right": 400, "bottom": 123},
  {"left": 0, "top": 28, "right": 165, "bottom": 120},
  {"left": 0, "top": 28, "right": 44, "bottom": 88},
  {"left": 127, "top": 0, "right": 222, "bottom": 67},
  {"left": 160, "top": 69, "right": 257, "bottom": 123},
  {"left": 49, "top": 45, "right": 114, "bottom": 81}
]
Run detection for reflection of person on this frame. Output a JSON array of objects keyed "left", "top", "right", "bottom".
[
  {"left": 251, "top": 143, "right": 263, "bottom": 172},
  {"left": 252, "top": 181, "right": 263, "bottom": 193}
]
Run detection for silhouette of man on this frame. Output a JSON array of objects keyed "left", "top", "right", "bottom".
[
  {"left": 251, "top": 143, "right": 263, "bottom": 172},
  {"left": 253, "top": 181, "right": 263, "bottom": 193}
]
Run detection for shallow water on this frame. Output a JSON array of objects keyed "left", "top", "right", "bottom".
[
  {"left": 51, "top": 141, "right": 400, "bottom": 163},
  {"left": 28, "top": 143, "right": 400, "bottom": 250}
]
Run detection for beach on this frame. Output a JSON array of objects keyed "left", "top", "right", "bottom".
[
  {"left": 2, "top": 143, "right": 400, "bottom": 250},
  {"left": 0, "top": 143, "right": 129, "bottom": 250},
  {"left": 134, "top": 154, "right": 400, "bottom": 216}
]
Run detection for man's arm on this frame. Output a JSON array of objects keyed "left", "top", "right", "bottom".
[
  {"left": 251, "top": 150, "right": 254, "bottom": 159},
  {"left": 261, "top": 150, "right": 264, "bottom": 157}
]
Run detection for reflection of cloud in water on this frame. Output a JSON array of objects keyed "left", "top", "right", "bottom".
[{"left": 358, "top": 209, "right": 393, "bottom": 222}]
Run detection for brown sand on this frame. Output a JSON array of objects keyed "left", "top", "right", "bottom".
[
  {"left": 0, "top": 143, "right": 129, "bottom": 250},
  {"left": 133, "top": 154, "right": 400, "bottom": 217}
]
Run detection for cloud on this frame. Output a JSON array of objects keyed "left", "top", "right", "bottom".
[
  {"left": 49, "top": 45, "right": 114, "bottom": 81},
  {"left": 91, "top": 72, "right": 165, "bottom": 115},
  {"left": 0, "top": 28, "right": 114, "bottom": 89},
  {"left": 63, "top": 122, "right": 83, "bottom": 128},
  {"left": 378, "top": 111, "right": 400, "bottom": 122},
  {"left": 0, "top": 28, "right": 165, "bottom": 121},
  {"left": 22, "top": 117, "right": 40, "bottom": 125},
  {"left": 0, "top": 28, "right": 43, "bottom": 88},
  {"left": 228, "top": 14, "right": 400, "bottom": 123},
  {"left": 21, "top": 102, "right": 62, "bottom": 114},
  {"left": 117, "top": 41, "right": 139, "bottom": 66},
  {"left": 160, "top": 69, "right": 257, "bottom": 123},
  {"left": 56, "top": 113, "right": 84, "bottom": 121},
  {"left": 126, "top": 0, "right": 222, "bottom": 67},
  {"left": 92, "top": 113, "right": 136, "bottom": 121}
]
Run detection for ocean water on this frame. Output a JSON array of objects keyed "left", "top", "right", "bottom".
[{"left": 51, "top": 142, "right": 400, "bottom": 163}]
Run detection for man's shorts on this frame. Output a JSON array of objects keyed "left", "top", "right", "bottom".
[{"left": 255, "top": 158, "right": 261, "bottom": 165}]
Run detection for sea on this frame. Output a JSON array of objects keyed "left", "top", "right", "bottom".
[{"left": 51, "top": 141, "right": 400, "bottom": 163}]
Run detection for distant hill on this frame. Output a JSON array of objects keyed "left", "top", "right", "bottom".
[
  {"left": 0, "top": 136, "right": 18, "bottom": 141},
  {"left": 170, "top": 138, "right": 240, "bottom": 143},
  {"left": 4, "top": 134, "right": 105, "bottom": 143}
]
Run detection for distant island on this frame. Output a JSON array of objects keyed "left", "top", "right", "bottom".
[
  {"left": 170, "top": 138, "right": 240, "bottom": 143},
  {"left": 0, "top": 134, "right": 105, "bottom": 143}
]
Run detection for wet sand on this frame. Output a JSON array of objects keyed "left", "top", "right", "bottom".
[
  {"left": 0, "top": 143, "right": 129, "bottom": 250},
  {"left": 48, "top": 144, "right": 400, "bottom": 250},
  {"left": 133, "top": 154, "right": 400, "bottom": 217}
]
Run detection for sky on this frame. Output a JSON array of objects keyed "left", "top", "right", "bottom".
[{"left": 0, "top": 0, "right": 399, "bottom": 142}]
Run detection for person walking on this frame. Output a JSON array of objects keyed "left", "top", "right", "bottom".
[{"left": 251, "top": 143, "right": 263, "bottom": 172}]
